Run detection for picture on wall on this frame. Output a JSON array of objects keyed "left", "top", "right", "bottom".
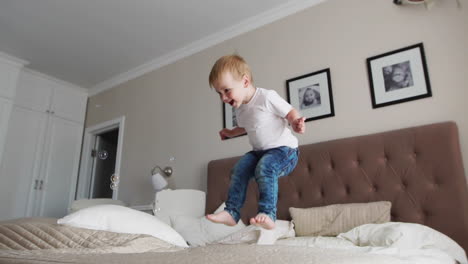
[
  {"left": 286, "top": 68, "right": 334, "bottom": 122},
  {"left": 366, "top": 43, "right": 432, "bottom": 108},
  {"left": 222, "top": 103, "right": 245, "bottom": 139}
]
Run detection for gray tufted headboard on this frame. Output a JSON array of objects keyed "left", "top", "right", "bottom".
[{"left": 206, "top": 121, "right": 468, "bottom": 252}]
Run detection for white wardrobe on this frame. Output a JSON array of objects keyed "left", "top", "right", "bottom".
[
  {"left": 0, "top": 53, "right": 25, "bottom": 167},
  {"left": 0, "top": 68, "right": 87, "bottom": 221}
]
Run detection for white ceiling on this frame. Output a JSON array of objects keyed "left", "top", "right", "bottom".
[{"left": 0, "top": 0, "right": 325, "bottom": 93}]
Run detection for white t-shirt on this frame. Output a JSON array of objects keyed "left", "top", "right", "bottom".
[{"left": 236, "top": 87, "right": 298, "bottom": 151}]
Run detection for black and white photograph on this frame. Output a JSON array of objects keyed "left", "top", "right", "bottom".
[
  {"left": 223, "top": 103, "right": 236, "bottom": 129},
  {"left": 367, "top": 43, "right": 431, "bottom": 108},
  {"left": 382, "top": 61, "right": 414, "bottom": 92},
  {"left": 287, "top": 68, "right": 334, "bottom": 122},
  {"left": 222, "top": 103, "right": 245, "bottom": 139},
  {"left": 299, "top": 84, "right": 321, "bottom": 110}
]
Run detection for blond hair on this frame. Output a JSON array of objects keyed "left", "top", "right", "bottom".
[{"left": 209, "top": 54, "right": 253, "bottom": 88}]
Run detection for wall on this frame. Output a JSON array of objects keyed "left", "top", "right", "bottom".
[{"left": 86, "top": 0, "right": 468, "bottom": 206}]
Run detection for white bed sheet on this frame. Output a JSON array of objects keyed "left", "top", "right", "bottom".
[
  {"left": 276, "top": 236, "right": 457, "bottom": 264},
  {"left": 213, "top": 221, "right": 467, "bottom": 264}
]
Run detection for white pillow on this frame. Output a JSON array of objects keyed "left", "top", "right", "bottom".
[
  {"left": 257, "top": 220, "right": 295, "bottom": 245},
  {"left": 338, "top": 222, "right": 467, "bottom": 264},
  {"left": 216, "top": 220, "right": 295, "bottom": 245},
  {"left": 57, "top": 204, "right": 188, "bottom": 248},
  {"left": 171, "top": 202, "right": 245, "bottom": 247},
  {"left": 69, "top": 198, "right": 126, "bottom": 213}
]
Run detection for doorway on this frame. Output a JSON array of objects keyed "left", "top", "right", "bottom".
[
  {"left": 76, "top": 116, "right": 125, "bottom": 200},
  {"left": 90, "top": 129, "right": 118, "bottom": 198}
]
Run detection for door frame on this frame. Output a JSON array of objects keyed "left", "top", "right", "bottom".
[{"left": 76, "top": 116, "right": 125, "bottom": 200}]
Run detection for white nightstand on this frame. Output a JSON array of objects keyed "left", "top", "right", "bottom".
[{"left": 130, "top": 204, "right": 154, "bottom": 214}]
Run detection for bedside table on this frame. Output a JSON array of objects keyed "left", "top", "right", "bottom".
[{"left": 130, "top": 204, "right": 154, "bottom": 214}]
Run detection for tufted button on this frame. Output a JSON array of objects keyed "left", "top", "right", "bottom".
[
  {"left": 317, "top": 191, "right": 322, "bottom": 199},
  {"left": 423, "top": 209, "right": 431, "bottom": 217},
  {"left": 380, "top": 156, "right": 388, "bottom": 164},
  {"left": 345, "top": 185, "right": 351, "bottom": 195},
  {"left": 418, "top": 213, "right": 425, "bottom": 221},
  {"left": 320, "top": 189, "right": 325, "bottom": 197},
  {"left": 371, "top": 185, "right": 377, "bottom": 192},
  {"left": 401, "top": 180, "right": 408, "bottom": 188}
]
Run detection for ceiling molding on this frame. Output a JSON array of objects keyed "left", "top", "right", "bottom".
[
  {"left": 0, "top": 51, "right": 29, "bottom": 68},
  {"left": 89, "top": 0, "right": 327, "bottom": 96},
  {"left": 23, "top": 67, "right": 89, "bottom": 95}
]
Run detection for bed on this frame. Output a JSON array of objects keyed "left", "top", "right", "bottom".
[{"left": 1, "top": 121, "right": 467, "bottom": 264}]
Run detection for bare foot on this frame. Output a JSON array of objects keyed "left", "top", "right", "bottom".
[
  {"left": 206, "top": 211, "right": 237, "bottom": 226},
  {"left": 250, "top": 213, "right": 275, "bottom": 230}
]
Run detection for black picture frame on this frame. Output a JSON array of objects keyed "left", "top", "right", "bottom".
[
  {"left": 366, "top": 43, "right": 432, "bottom": 108},
  {"left": 222, "top": 103, "right": 245, "bottom": 139},
  {"left": 286, "top": 68, "right": 334, "bottom": 122}
]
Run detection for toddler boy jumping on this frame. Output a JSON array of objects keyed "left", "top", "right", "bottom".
[{"left": 206, "top": 54, "right": 305, "bottom": 229}]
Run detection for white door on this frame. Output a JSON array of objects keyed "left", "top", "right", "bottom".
[
  {"left": 50, "top": 85, "right": 87, "bottom": 123},
  {"left": 0, "top": 60, "right": 21, "bottom": 99},
  {"left": 14, "top": 70, "right": 53, "bottom": 112},
  {"left": 0, "top": 97, "right": 13, "bottom": 164},
  {"left": 38, "top": 116, "right": 83, "bottom": 218},
  {"left": 0, "top": 106, "right": 48, "bottom": 220}
]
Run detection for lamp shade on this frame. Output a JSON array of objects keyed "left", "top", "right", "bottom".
[{"left": 151, "top": 173, "right": 168, "bottom": 191}]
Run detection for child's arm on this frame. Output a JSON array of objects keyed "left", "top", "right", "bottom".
[
  {"left": 286, "top": 109, "right": 306, "bottom": 134},
  {"left": 219, "top": 127, "right": 247, "bottom": 140}
]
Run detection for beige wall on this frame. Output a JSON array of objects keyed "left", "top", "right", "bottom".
[{"left": 86, "top": 0, "right": 468, "bottom": 206}]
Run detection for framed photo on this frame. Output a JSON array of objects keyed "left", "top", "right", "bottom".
[
  {"left": 222, "top": 103, "right": 245, "bottom": 139},
  {"left": 366, "top": 43, "right": 432, "bottom": 108},
  {"left": 286, "top": 68, "right": 334, "bottom": 122}
]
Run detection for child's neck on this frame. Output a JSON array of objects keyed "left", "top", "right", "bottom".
[{"left": 243, "top": 85, "right": 257, "bottom": 104}]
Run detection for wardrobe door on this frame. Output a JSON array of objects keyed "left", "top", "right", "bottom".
[
  {"left": 38, "top": 116, "right": 83, "bottom": 218},
  {"left": 0, "top": 97, "right": 13, "bottom": 164},
  {"left": 15, "top": 70, "right": 53, "bottom": 112},
  {"left": 0, "top": 59, "right": 21, "bottom": 99},
  {"left": 50, "top": 85, "right": 87, "bottom": 123},
  {"left": 0, "top": 106, "right": 48, "bottom": 220}
]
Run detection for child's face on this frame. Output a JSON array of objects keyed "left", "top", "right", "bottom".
[
  {"left": 304, "top": 89, "right": 316, "bottom": 103},
  {"left": 213, "top": 71, "right": 248, "bottom": 108},
  {"left": 392, "top": 67, "right": 405, "bottom": 83}
]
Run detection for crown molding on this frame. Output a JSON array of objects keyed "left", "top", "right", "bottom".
[
  {"left": 0, "top": 51, "right": 29, "bottom": 68},
  {"left": 23, "top": 67, "right": 88, "bottom": 95},
  {"left": 89, "top": 0, "right": 327, "bottom": 96}
]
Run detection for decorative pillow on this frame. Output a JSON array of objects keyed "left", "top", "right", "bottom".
[
  {"left": 289, "top": 201, "right": 391, "bottom": 236},
  {"left": 171, "top": 202, "right": 245, "bottom": 247},
  {"left": 338, "top": 222, "right": 467, "bottom": 264},
  {"left": 57, "top": 204, "right": 188, "bottom": 248}
]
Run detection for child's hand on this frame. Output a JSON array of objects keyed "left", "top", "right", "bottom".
[
  {"left": 292, "top": 117, "right": 306, "bottom": 134},
  {"left": 219, "top": 128, "right": 232, "bottom": 140}
]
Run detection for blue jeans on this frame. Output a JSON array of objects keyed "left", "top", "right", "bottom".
[{"left": 224, "top": 146, "right": 299, "bottom": 223}]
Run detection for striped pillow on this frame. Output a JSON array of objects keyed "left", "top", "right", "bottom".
[{"left": 289, "top": 201, "right": 391, "bottom": 237}]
